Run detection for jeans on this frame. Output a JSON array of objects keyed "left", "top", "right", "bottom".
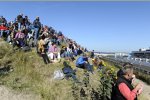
[
  {"left": 34, "top": 28, "right": 39, "bottom": 39},
  {"left": 61, "top": 53, "right": 65, "bottom": 58},
  {"left": 74, "top": 50, "right": 78, "bottom": 56},
  {"left": 66, "top": 73, "right": 77, "bottom": 80},
  {"left": 7, "top": 35, "right": 11, "bottom": 42},
  {"left": 77, "top": 63, "right": 93, "bottom": 73},
  {"left": 65, "top": 52, "right": 71, "bottom": 57},
  {"left": 34, "top": 28, "right": 39, "bottom": 46},
  {"left": 0, "top": 30, "right": 3, "bottom": 37},
  {"left": 12, "top": 38, "right": 24, "bottom": 48},
  {"left": 0, "top": 30, "right": 9, "bottom": 37},
  {"left": 18, "top": 22, "right": 21, "bottom": 30},
  {"left": 85, "top": 64, "right": 93, "bottom": 73}
]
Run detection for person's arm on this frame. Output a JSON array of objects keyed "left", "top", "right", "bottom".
[
  {"left": 15, "top": 33, "right": 19, "bottom": 39},
  {"left": 54, "top": 47, "right": 58, "bottom": 53},
  {"left": 2, "top": 26, "right": 7, "bottom": 30},
  {"left": 78, "top": 58, "right": 86, "bottom": 64},
  {"left": 39, "top": 22, "right": 41, "bottom": 28},
  {"left": 102, "top": 61, "right": 106, "bottom": 66},
  {"left": 33, "top": 20, "right": 36, "bottom": 27},
  {"left": 48, "top": 46, "right": 52, "bottom": 53},
  {"left": 22, "top": 33, "right": 25, "bottom": 38},
  {"left": 119, "top": 83, "right": 138, "bottom": 100},
  {"left": 49, "top": 46, "right": 55, "bottom": 53}
]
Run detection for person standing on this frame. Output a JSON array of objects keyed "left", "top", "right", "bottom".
[
  {"left": 38, "top": 35, "right": 51, "bottom": 64},
  {"left": 33, "top": 16, "right": 41, "bottom": 45}
]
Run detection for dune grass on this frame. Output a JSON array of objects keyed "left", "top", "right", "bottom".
[
  {"left": 0, "top": 40, "right": 148, "bottom": 100},
  {"left": 0, "top": 41, "right": 103, "bottom": 100},
  {"left": 0, "top": 40, "right": 75, "bottom": 100}
]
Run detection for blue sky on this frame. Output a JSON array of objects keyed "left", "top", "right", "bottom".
[{"left": 0, "top": 2, "right": 150, "bottom": 52}]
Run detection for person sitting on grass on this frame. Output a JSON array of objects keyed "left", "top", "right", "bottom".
[
  {"left": 92, "top": 57, "right": 106, "bottom": 73},
  {"left": 92, "top": 56, "right": 106, "bottom": 70},
  {"left": 0, "top": 23, "right": 9, "bottom": 38},
  {"left": 13, "top": 29, "right": 25, "bottom": 48},
  {"left": 98, "top": 58, "right": 106, "bottom": 69},
  {"left": 62, "top": 61, "right": 79, "bottom": 82},
  {"left": 76, "top": 53, "right": 93, "bottom": 73},
  {"left": 48, "top": 42, "right": 60, "bottom": 62}
]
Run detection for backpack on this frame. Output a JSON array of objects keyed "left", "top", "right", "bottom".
[
  {"left": 62, "top": 67, "right": 72, "bottom": 74},
  {"left": 53, "top": 70, "right": 64, "bottom": 80}
]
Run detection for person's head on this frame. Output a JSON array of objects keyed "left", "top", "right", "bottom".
[
  {"left": 18, "top": 29, "right": 21, "bottom": 32},
  {"left": 63, "top": 61, "right": 68, "bottom": 66},
  {"left": 82, "top": 53, "right": 88, "bottom": 61},
  {"left": 54, "top": 44, "right": 57, "bottom": 48},
  {"left": 25, "top": 16, "right": 28, "bottom": 18},
  {"left": 41, "top": 34, "right": 45, "bottom": 40},
  {"left": 62, "top": 46, "right": 66, "bottom": 49},
  {"left": 63, "top": 61, "right": 71, "bottom": 68},
  {"left": 94, "top": 56, "right": 99, "bottom": 62},
  {"left": 20, "top": 13, "right": 23, "bottom": 16},
  {"left": 82, "top": 53, "right": 87, "bottom": 57},
  {"left": 122, "top": 63, "right": 134, "bottom": 80},
  {"left": 36, "top": 16, "right": 39, "bottom": 21},
  {"left": 1, "top": 23, "right": 4, "bottom": 26},
  {"left": 52, "top": 42, "right": 56, "bottom": 47}
]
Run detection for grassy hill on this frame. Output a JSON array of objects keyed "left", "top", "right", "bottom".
[
  {"left": 0, "top": 38, "right": 148, "bottom": 100},
  {"left": 0, "top": 38, "right": 115, "bottom": 100},
  {"left": 0, "top": 39, "right": 74, "bottom": 100}
]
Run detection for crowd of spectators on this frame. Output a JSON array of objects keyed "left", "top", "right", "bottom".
[{"left": 0, "top": 14, "right": 87, "bottom": 64}]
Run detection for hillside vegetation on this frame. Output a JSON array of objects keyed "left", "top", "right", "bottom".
[{"left": 0, "top": 39, "right": 148, "bottom": 100}]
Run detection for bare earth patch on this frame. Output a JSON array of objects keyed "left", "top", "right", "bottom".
[
  {"left": 135, "top": 78, "right": 150, "bottom": 100},
  {"left": 0, "top": 85, "right": 40, "bottom": 100}
]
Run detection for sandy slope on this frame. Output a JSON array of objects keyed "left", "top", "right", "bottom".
[
  {"left": 134, "top": 78, "right": 150, "bottom": 100},
  {"left": 0, "top": 85, "right": 40, "bottom": 100}
]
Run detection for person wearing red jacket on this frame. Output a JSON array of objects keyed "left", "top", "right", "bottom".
[
  {"left": 0, "top": 25, "right": 8, "bottom": 30},
  {"left": 0, "top": 24, "right": 9, "bottom": 37},
  {"left": 111, "top": 63, "right": 143, "bottom": 100}
]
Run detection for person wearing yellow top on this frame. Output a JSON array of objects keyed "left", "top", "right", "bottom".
[
  {"left": 38, "top": 37, "right": 45, "bottom": 53},
  {"left": 92, "top": 57, "right": 106, "bottom": 70},
  {"left": 37, "top": 35, "right": 50, "bottom": 64}
]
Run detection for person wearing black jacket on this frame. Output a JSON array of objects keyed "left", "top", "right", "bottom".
[
  {"left": 17, "top": 14, "right": 23, "bottom": 29},
  {"left": 23, "top": 16, "right": 30, "bottom": 28},
  {"left": 33, "top": 16, "right": 41, "bottom": 46},
  {"left": 0, "top": 16, "right": 7, "bottom": 25},
  {"left": 111, "top": 63, "right": 143, "bottom": 100}
]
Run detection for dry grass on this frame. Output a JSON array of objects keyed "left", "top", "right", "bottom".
[
  {"left": 0, "top": 40, "right": 148, "bottom": 100},
  {"left": 0, "top": 40, "right": 76, "bottom": 100}
]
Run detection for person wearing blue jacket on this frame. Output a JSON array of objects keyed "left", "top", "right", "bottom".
[
  {"left": 76, "top": 54, "right": 93, "bottom": 72},
  {"left": 76, "top": 54, "right": 88, "bottom": 68}
]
